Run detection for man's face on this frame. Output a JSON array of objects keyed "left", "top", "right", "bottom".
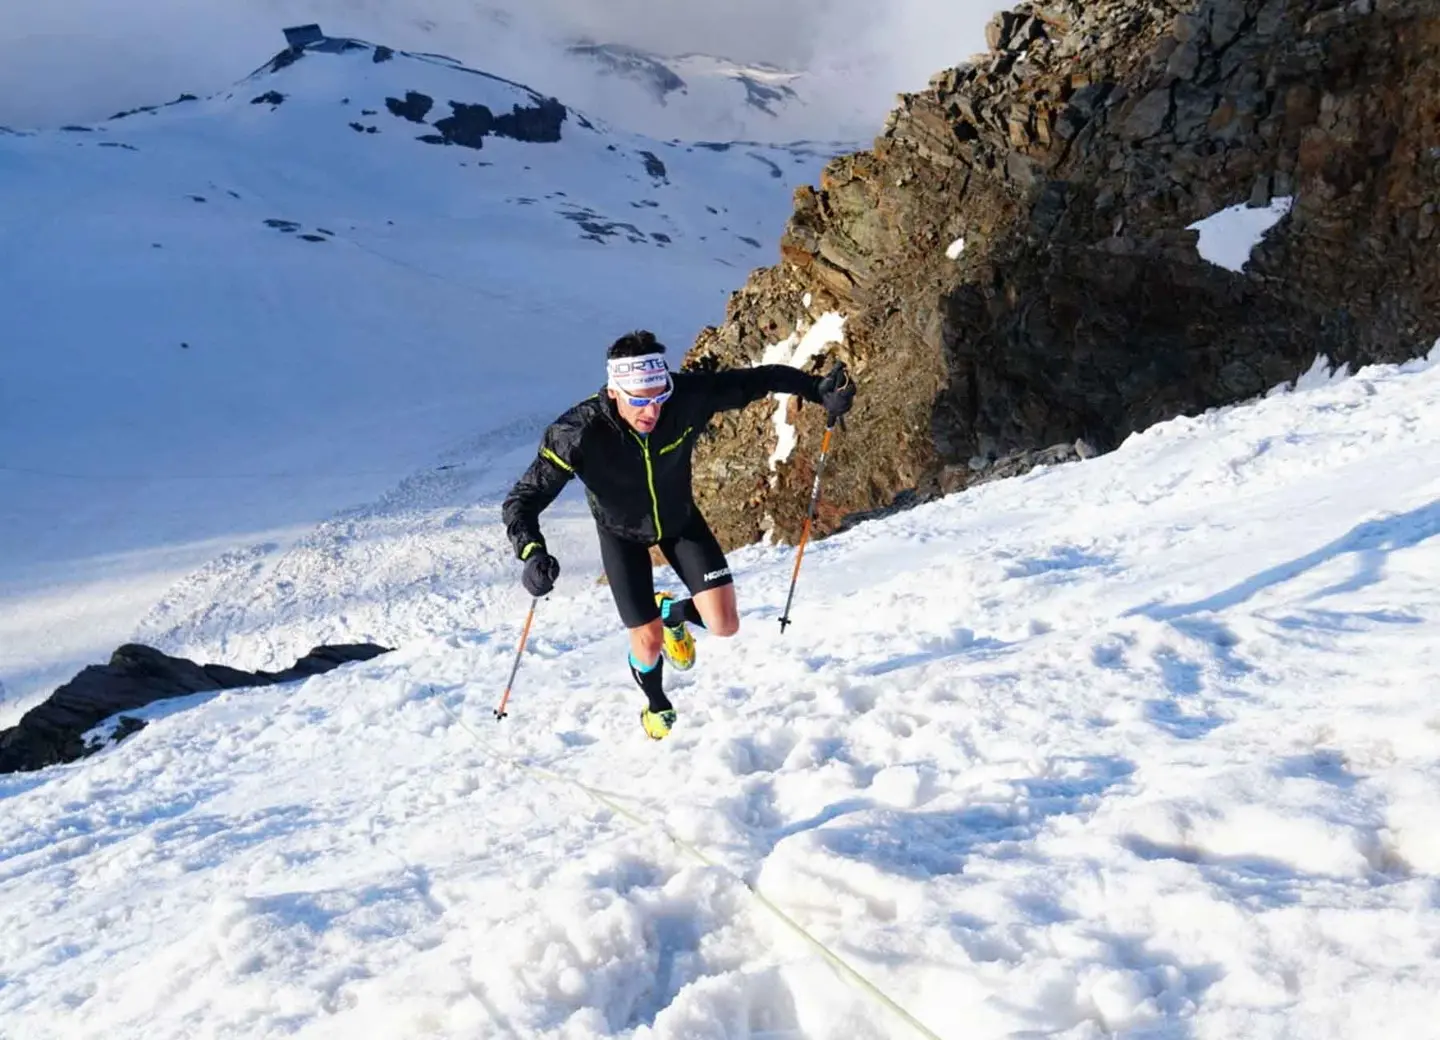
[{"left": 609, "top": 385, "right": 666, "bottom": 434}]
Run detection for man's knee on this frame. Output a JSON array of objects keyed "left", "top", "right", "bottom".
[
  {"left": 703, "top": 601, "right": 740, "bottom": 637},
  {"left": 693, "top": 585, "right": 740, "bottom": 637},
  {"left": 709, "top": 613, "right": 740, "bottom": 638},
  {"left": 630, "top": 621, "right": 663, "bottom": 662}
]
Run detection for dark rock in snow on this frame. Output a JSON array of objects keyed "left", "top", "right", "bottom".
[
  {"left": 492, "top": 96, "right": 566, "bottom": 143},
  {"left": 268, "top": 47, "right": 303, "bottom": 73},
  {"left": 0, "top": 643, "right": 391, "bottom": 774},
  {"left": 637, "top": 150, "right": 668, "bottom": 181},
  {"left": 111, "top": 94, "right": 197, "bottom": 121},
  {"left": 431, "top": 103, "right": 492, "bottom": 148},
  {"left": 386, "top": 91, "right": 434, "bottom": 123},
  {"left": 560, "top": 207, "right": 647, "bottom": 243},
  {"left": 428, "top": 96, "right": 567, "bottom": 149},
  {"left": 251, "top": 91, "right": 286, "bottom": 107},
  {"left": 374, "top": 46, "right": 394, "bottom": 63}
]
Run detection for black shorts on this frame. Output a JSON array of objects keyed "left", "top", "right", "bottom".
[{"left": 599, "top": 510, "right": 733, "bottom": 628}]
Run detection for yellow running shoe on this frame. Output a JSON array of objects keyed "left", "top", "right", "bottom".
[
  {"left": 641, "top": 708, "right": 677, "bottom": 740},
  {"left": 655, "top": 593, "right": 696, "bottom": 671}
]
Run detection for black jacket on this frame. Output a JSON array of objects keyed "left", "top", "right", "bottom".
[{"left": 502, "top": 365, "right": 824, "bottom": 555}]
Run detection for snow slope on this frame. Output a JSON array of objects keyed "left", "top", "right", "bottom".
[
  {"left": 0, "top": 38, "right": 834, "bottom": 719},
  {"left": 3, "top": 344, "right": 1439, "bottom": 1038}
]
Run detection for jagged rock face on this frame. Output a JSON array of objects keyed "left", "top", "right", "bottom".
[{"left": 685, "top": 0, "right": 1440, "bottom": 549}]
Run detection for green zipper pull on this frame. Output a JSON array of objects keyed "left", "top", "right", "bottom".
[{"left": 631, "top": 431, "right": 664, "bottom": 540}]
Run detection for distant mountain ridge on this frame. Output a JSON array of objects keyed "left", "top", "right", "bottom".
[{"left": 568, "top": 42, "right": 804, "bottom": 119}]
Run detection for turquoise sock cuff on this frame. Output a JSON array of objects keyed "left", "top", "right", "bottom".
[{"left": 629, "top": 651, "right": 659, "bottom": 673}]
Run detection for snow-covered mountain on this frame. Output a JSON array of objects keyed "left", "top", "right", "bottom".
[
  {"left": 562, "top": 44, "right": 818, "bottom": 143},
  {"left": 5, "top": 18, "right": 1440, "bottom": 1040},
  {"left": 0, "top": 32, "right": 836, "bottom": 717},
  {"left": 0, "top": 7, "right": 856, "bottom": 144},
  {"left": 249, "top": 4, "right": 827, "bottom": 143}
]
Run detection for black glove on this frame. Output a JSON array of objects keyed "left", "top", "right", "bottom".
[
  {"left": 817, "top": 361, "right": 856, "bottom": 424},
  {"left": 521, "top": 549, "right": 560, "bottom": 597}
]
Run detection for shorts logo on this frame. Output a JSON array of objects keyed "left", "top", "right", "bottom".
[{"left": 703, "top": 567, "right": 731, "bottom": 582}]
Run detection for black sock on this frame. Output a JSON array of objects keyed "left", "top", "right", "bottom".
[
  {"left": 663, "top": 597, "right": 706, "bottom": 630},
  {"left": 629, "top": 653, "right": 672, "bottom": 713}
]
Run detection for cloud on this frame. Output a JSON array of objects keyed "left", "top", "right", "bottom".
[
  {"left": 0, "top": 0, "right": 1003, "bottom": 136},
  {"left": 0, "top": 2, "right": 277, "bottom": 127}
]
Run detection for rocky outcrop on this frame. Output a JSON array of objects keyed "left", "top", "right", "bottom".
[
  {"left": 430, "top": 96, "right": 568, "bottom": 148},
  {"left": 685, "top": 0, "right": 1440, "bottom": 549},
  {"left": 0, "top": 643, "right": 390, "bottom": 774}
]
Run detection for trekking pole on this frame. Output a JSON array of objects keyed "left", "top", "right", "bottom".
[
  {"left": 778, "top": 419, "right": 840, "bottom": 633},
  {"left": 494, "top": 598, "right": 538, "bottom": 720}
]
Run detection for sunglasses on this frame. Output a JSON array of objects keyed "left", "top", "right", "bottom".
[{"left": 613, "top": 373, "right": 673, "bottom": 409}]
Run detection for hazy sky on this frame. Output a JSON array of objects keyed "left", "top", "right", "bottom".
[{"left": 0, "top": 1, "right": 1000, "bottom": 133}]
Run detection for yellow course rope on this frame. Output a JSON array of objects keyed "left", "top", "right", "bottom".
[{"left": 432, "top": 693, "right": 947, "bottom": 1040}]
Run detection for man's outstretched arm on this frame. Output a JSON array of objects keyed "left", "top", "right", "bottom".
[
  {"left": 690, "top": 364, "right": 823, "bottom": 414},
  {"left": 501, "top": 425, "right": 579, "bottom": 560}
]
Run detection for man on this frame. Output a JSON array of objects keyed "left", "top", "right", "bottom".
[{"left": 501, "top": 330, "right": 856, "bottom": 739}]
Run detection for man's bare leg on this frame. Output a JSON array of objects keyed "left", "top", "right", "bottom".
[
  {"left": 629, "top": 620, "right": 664, "bottom": 667},
  {"left": 691, "top": 584, "right": 739, "bottom": 637}
]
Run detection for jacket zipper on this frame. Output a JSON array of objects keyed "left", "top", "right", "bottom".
[
  {"left": 630, "top": 431, "right": 663, "bottom": 540},
  {"left": 658, "top": 426, "right": 692, "bottom": 455}
]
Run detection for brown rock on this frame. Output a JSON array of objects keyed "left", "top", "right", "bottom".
[{"left": 682, "top": 0, "right": 1440, "bottom": 552}]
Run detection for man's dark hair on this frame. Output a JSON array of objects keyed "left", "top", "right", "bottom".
[{"left": 608, "top": 330, "right": 665, "bottom": 359}]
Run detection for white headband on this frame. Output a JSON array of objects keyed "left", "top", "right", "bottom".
[{"left": 607, "top": 353, "right": 669, "bottom": 394}]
